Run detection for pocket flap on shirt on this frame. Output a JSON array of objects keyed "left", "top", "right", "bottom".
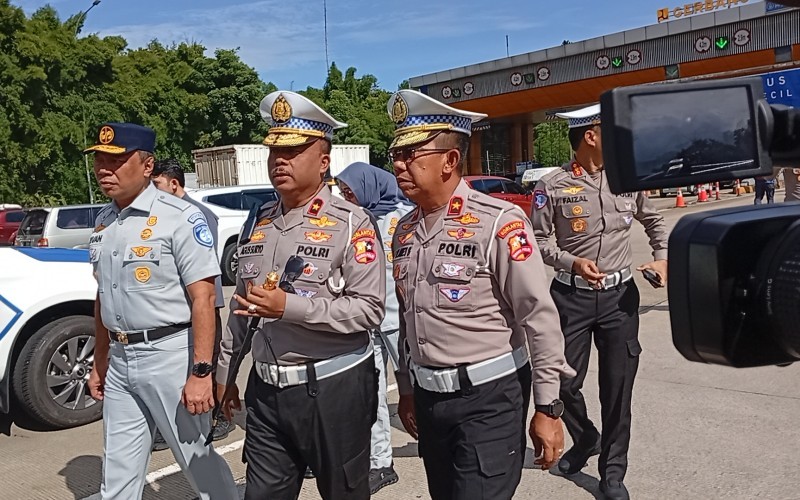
[
  {"left": 614, "top": 198, "right": 637, "bottom": 213},
  {"left": 561, "top": 204, "right": 591, "bottom": 219},
  {"left": 123, "top": 243, "right": 161, "bottom": 263},
  {"left": 431, "top": 257, "right": 477, "bottom": 283}
]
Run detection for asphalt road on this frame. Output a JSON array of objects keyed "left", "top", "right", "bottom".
[{"left": 2, "top": 189, "right": 798, "bottom": 499}]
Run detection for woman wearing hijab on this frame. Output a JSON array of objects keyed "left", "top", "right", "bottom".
[{"left": 336, "top": 162, "right": 414, "bottom": 494}]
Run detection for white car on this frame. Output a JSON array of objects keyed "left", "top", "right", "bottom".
[
  {"left": 186, "top": 183, "right": 343, "bottom": 285},
  {"left": 185, "top": 185, "right": 279, "bottom": 285},
  {"left": 0, "top": 247, "right": 99, "bottom": 428}
]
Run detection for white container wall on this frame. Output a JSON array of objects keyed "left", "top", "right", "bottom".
[{"left": 192, "top": 144, "right": 370, "bottom": 187}]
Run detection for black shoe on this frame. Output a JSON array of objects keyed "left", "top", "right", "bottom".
[
  {"left": 152, "top": 429, "right": 169, "bottom": 452},
  {"left": 211, "top": 414, "right": 235, "bottom": 442},
  {"left": 557, "top": 443, "right": 601, "bottom": 475},
  {"left": 369, "top": 465, "right": 399, "bottom": 494},
  {"left": 599, "top": 479, "right": 630, "bottom": 500},
  {"left": 304, "top": 466, "right": 315, "bottom": 479}
]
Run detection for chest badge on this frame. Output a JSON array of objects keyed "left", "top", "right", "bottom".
[
  {"left": 305, "top": 231, "right": 333, "bottom": 243},
  {"left": 146, "top": 216, "right": 158, "bottom": 226},
  {"left": 134, "top": 267, "right": 151, "bottom": 283},
  {"left": 250, "top": 230, "right": 266, "bottom": 242},
  {"left": 303, "top": 263, "right": 319, "bottom": 277},
  {"left": 440, "top": 287, "right": 470, "bottom": 302},
  {"left": 453, "top": 213, "right": 480, "bottom": 225},
  {"left": 562, "top": 186, "right": 584, "bottom": 195},
  {"left": 571, "top": 206, "right": 584, "bottom": 216},
  {"left": 398, "top": 233, "right": 414, "bottom": 245},
  {"left": 131, "top": 246, "right": 152, "bottom": 258},
  {"left": 441, "top": 263, "right": 466, "bottom": 278},
  {"left": 571, "top": 219, "right": 588, "bottom": 233},
  {"left": 310, "top": 216, "right": 337, "bottom": 228},
  {"left": 256, "top": 218, "right": 272, "bottom": 227},
  {"left": 140, "top": 228, "right": 152, "bottom": 240},
  {"left": 447, "top": 228, "right": 475, "bottom": 240}
]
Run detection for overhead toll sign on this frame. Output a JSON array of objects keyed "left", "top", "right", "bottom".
[{"left": 657, "top": 0, "right": 750, "bottom": 23}]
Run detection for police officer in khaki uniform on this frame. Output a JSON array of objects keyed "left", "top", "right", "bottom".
[
  {"left": 388, "top": 90, "right": 575, "bottom": 500},
  {"left": 216, "top": 91, "right": 386, "bottom": 500},
  {"left": 531, "top": 105, "right": 669, "bottom": 500},
  {"left": 84, "top": 123, "right": 238, "bottom": 500}
]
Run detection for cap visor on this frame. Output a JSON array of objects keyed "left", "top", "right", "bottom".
[
  {"left": 263, "top": 133, "right": 319, "bottom": 148},
  {"left": 83, "top": 144, "right": 128, "bottom": 154},
  {"left": 390, "top": 130, "right": 439, "bottom": 149}
]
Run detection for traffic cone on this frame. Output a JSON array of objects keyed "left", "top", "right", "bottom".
[
  {"left": 715, "top": 182, "right": 720, "bottom": 200},
  {"left": 675, "top": 188, "right": 687, "bottom": 208},
  {"left": 735, "top": 179, "right": 742, "bottom": 196},
  {"left": 697, "top": 185, "right": 708, "bottom": 202}
]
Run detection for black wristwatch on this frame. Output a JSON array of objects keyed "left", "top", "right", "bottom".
[
  {"left": 191, "top": 362, "right": 214, "bottom": 378},
  {"left": 535, "top": 399, "right": 565, "bottom": 418}
]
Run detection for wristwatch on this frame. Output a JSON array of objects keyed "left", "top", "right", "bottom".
[
  {"left": 535, "top": 399, "right": 565, "bottom": 418},
  {"left": 191, "top": 362, "right": 214, "bottom": 378}
]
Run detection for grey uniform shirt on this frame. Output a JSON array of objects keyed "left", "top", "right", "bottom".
[
  {"left": 182, "top": 193, "right": 224, "bottom": 308},
  {"left": 216, "top": 185, "right": 386, "bottom": 384},
  {"left": 391, "top": 180, "right": 574, "bottom": 405},
  {"left": 531, "top": 163, "right": 669, "bottom": 274},
  {"left": 89, "top": 183, "right": 220, "bottom": 331}
]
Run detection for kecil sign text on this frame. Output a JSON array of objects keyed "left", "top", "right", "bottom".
[{"left": 657, "top": 0, "right": 749, "bottom": 23}]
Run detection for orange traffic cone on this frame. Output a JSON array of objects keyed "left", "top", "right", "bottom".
[
  {"left": 697, "top": 185, "right": 709, "bottom": 202},
  {"left": 714, "top": 182, "right": 720, "bottom": 200},
  {"left": 675, "top": 188, "right": 686, "bottom": 208}
]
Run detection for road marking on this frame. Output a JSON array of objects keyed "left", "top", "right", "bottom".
[{"left": 79, "top": 383, "right": 400, "bottom": 498}]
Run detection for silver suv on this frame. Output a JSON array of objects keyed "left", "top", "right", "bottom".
[{"left": 15, "top": 204, "right": 105, "bottom": 248}]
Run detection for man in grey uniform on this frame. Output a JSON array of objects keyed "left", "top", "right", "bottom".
[
  {"left": 216, "top": 91, "right": 385, "bottom": 500},
  {"left": 388, "top": 90, "right": 575, "bottom": 500},
  {"left": 150, "top": 158, "right": 235, "bottom": 447},
  {"left": 85, "top": 123, "right": 237, "bottom": 500},
  {"left": 531, "top": 105, "right": 669, "bottom": 500},
  {"left": 776, "top": 164, "right": 800, "bottom": 201}
]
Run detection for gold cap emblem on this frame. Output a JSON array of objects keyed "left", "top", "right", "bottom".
[
  {"left": 271, "top": 94, "right": 292, "bottom": 123},
  {"left": 99, "top": 126, "right": 115, "bottom": 145},
  {"left": 391, "top": 95, "right": 408, "bottom": 124}
]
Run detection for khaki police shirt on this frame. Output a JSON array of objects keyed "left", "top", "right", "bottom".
[
  {"left": 531, "top": 163, "right": 669, "bottom": 273},
  {"left": 391, "top": 180, "right": 574, "bottom": 405},
  {"left": 216, "top": 185, "right": 386, "bottom": 383},
  {"left": 90, "top": 183, "right": 221, "bottom": 331}
]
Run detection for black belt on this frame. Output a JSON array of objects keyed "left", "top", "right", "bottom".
[{"left": 109, "top": 323, "right": 191, "bottom": 345}]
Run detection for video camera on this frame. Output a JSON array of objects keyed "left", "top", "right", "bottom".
[{"left": 600, "top": 77, "right": 800, "bottom": 368}]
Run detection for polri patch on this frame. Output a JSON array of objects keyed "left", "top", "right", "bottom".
[
  {"left": 352, "top": 230, "right": 377, "bottom": 264},
  {"left": 507, "top": 231, "right": 533, "bottom": 261},
  {"left": 194, "top": 224, "right": 214, "bottom": 247},
  {"left": 534, "top": 190, "right": 548, "bottom": 210}
]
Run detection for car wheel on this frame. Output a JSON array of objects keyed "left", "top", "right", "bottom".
[
  {"left": 12, "top": 316, "right": 101, "bottom": 429},
  {"left": 221, "top": 242, "right": 238, "bottom": 286}
]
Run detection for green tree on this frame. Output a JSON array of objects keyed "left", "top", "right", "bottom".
[{"left": 534, "top": 121, "right": 571, "bottom": 167}]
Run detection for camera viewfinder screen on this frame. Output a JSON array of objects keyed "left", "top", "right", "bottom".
[{"left": 630, "top": 87, "right": 757, "bottom": 183}]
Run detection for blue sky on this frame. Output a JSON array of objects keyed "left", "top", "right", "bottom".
[{"left": 15, "top": 0, "right": 753, "bottom": 90}]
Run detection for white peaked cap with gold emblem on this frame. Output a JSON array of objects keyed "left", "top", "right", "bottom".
[
  {"left": 259, "top": 90, "right": 347, "bottom": 147},
  {"left": 387, "top": 89, "right": 487, "bottom": 149},
  {"left": 556, "top": 104, "right": 602, "bottom": 129}
]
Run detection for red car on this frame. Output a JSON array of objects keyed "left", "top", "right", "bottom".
[
  {"left": 463, "top": 176, "right": 532, "bottom": 215},
  {"left": 0, "top": 205, "right": 24, "bottom": 245}
]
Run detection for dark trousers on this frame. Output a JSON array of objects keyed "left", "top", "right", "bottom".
[
  {"left": 243, "top": 355, "right": 378, "bottom": 500},
  {"left": 754, "top": 180, "right": 776, "bottom": 204},
  {"left": 415, "top": 364, "right": 532, "bottom": 500},
  {"left": 551, "top": 280, "right": 642, "bottom": 482}
]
